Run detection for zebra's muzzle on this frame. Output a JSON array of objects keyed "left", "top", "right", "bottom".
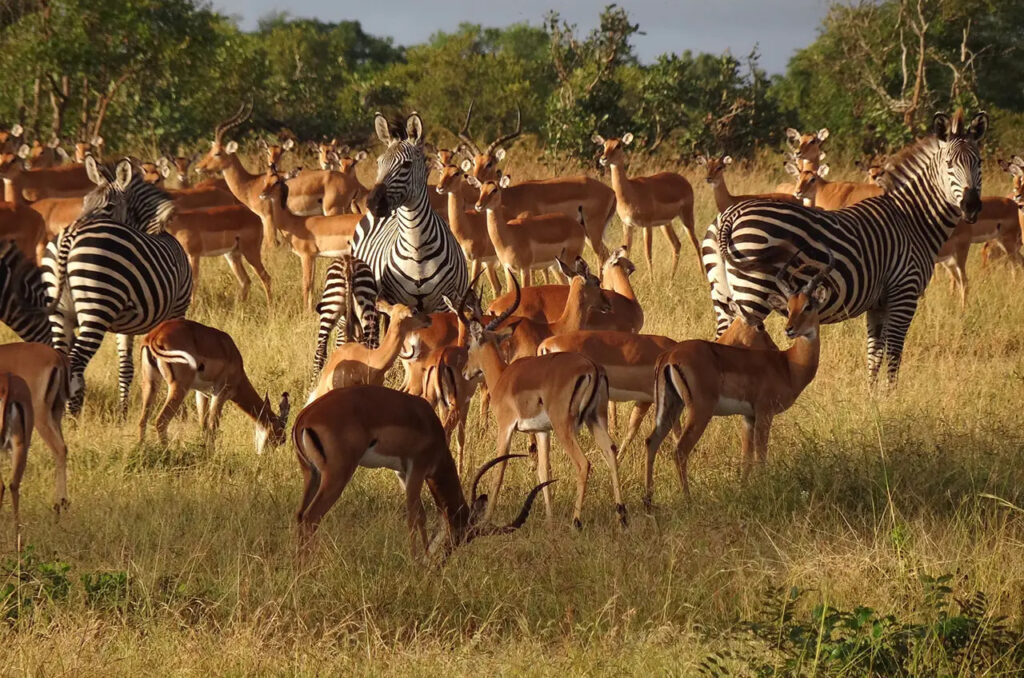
[
  {"left": 367, "top": 184, "right": 390, "bottom": 218},
  {"left": 960, "top": 189, "right": 981, "bottom": 223}
]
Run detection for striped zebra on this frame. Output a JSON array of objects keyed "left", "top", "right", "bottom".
[
  {"left": 42, "top": 158, "right": 192, "bottom": 415},
  {"left": 703, "top": 110, "right": 986, "bottom": 384},
  {"left": 0, "top": 240, "right": 49, "bottom": 343},
  {"left": 351, "top": 113, "right": 468, "bottom": 312},
  {"left": 312, "top": 254, "right": 380, "bottom": 379}
]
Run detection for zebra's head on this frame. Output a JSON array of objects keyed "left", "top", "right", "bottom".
[
  {"left": 365, "top": 113, "right": 427, "bottom": 218},
  {"left": 81, "top": 157, "right": 176, "bottom": 232},
  {"left": 933, "top": 110, "right": 987, "bottom": 224}
]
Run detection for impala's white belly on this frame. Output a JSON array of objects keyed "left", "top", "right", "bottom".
[
  {"left": 317, "top": 248, "right": 351, "bottom": 258},
  {"left": 359, "top": 442, "right": 405, "bottom": 472},
  {"left": 714, "top": 396, "right": 754, "bottom": 417},
  {"left": 204, "top": 246, "right": 235, "bottom": 257},
  {"left": 517, "top": 412, "right": 552, "bottom": 432},
  {"left": 608, "top": 387, "right": 654, "bottom": 403}
]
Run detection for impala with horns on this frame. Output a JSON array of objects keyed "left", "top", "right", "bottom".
[
  {"left": 139, "top": 319, "right": 289, "bottom": 453},
  {"left": 644, "top": 249, "right": 832, "bottom": 505},
  {"left": 788, "top": 162, "right": 882, "bottom": 209},
  {"left": 594, "top": 133, "right": 697, "bottom": 273},
  {"left": 696, "top": 153, "right": 800, "bottom": 213},
  {"left": 0, "top": 342, "right": 70, "bottom": 513},
  {"left": 448, "top": 283, "right": 626, "bottom": 529},
  {"left": 0, "top": 146, "right": 93, "bottom": 201},
  {"left": 259, "top": 168, "right": 362, "bottom": 310},
  {"left": 293, "top": 384, "right": 551, "bottom": 556},
  {"left": 459, "top": 102, "right": 615, "bottom": 260},
  {"left": 487, "top": 247, "right": 643, "bottom": 333}
]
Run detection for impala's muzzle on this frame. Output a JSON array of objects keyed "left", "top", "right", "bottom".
[
  {"left": 960, "top": 188, "right": 982, "bottom": 224},
  {"left": 366, "top": 183, "right": 390, "bottom": 218}
]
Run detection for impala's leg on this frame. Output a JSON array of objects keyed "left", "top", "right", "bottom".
[
  {"left": 223, "top": 251, "right": 251, "bottom": 302},
  {"left": 622, "top": 223, "right": 634, "bottom": 251},
  {"left": 619, "top": 402, "right": 651, "bottom": 453},
  {"left": 484, "top": 423, "right": 516, "bottom": 521},
  {"left": 301, "top": 255, "right": 316, "bottom": 312},
  {"left": 6, "top": 426, "right": 29, "bottom": 539},
  {"left": 484, "top": 262, "right": 502, "bottom": 297},
  {"left": 34, "top": 406, "right": 69, "bottom": 512},
  {"left": 642, "top": 227, "right": 654, "bottom": 271},
  {"left": 205, "top": 392, "right": 228, "bottom": 446},
  {"left": 138, "top": 348, "right": 159, "bottom": 442},
  {"left": 504, "top": 266, "right": 515, "bottom": 292},
  {"left": 660, "top": 224, "right": 682, "bottom": 275},
  {"left": 740, "top": 415, "right": 755, "bottom": 481},
  {"left": 154, "top": 369, "right": 191, "bottom": 446},
  {"left": 670, "top": 407, "right": 713, "bottom": 498},
  {"left": 521, "top": 267, "right": 532, "bottom": 288},
  {"left": 115, "top": 334, "right": 134, "bottom": 421},
  {"left": 403, "top": 466, "right": 429, "bottom": 556},
  {"left": 195, "top": 391, "right": 210, "bottom": 430},
  {"left": 607, "top": 402, "right": 617, "bottom": 433},
  {"left": 468, "top": 259, "right": 481, "bottom": 293},
  {"left": 680, "top": 203, "right": 700, "bottom": 270},
  {"left": 241, "top": 246, "right": 273, "bottom": 306},
  {"left": 865, "top": 307, "right": 887, "bottom": 386},
  {"left": 297, "top": 458, "right": 358, "bottom": 543},
  {"left": 534, "top": 431, "right": 554, "bottom": 522},
  {"left": 644, "top": 387, "right": 679, "bottom": 508},
  {"left": 551, "top": 418, "right": 591, "bottom": 529},
  {"left": 188, "top": 254, "right": 201, "bottom": 303},
  {"left": 541, "top": 268, "right": 551, "bottom": 285},
  {"left": 589, "top": 415, "right": 627, "bottom": 528},
  {"left": 753, "top": 413, "right": 773, "bottom": 466}
]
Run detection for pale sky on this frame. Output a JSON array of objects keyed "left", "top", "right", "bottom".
[{"left": 211, "top": 0, "right": 832, "bottom": 75}]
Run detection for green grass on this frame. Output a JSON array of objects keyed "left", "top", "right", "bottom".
[{"left": 1, "top": 158, "right": 1023, "bottom": 676}]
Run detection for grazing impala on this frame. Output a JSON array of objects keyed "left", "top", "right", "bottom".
[
  {"left": 468, "top": 173, "right": 587, "bottom": 287},
  {"left": 309, "top": 301, "right": 431, "bottom": 401},
  {"left": 0, "top": 371, "right": 32, "bottom": 536},
  {"left": 138, "top": 319, "right": 290, "bottom": 452},
  {"left": 0, "top": 342, "right": 71, "bottom": 512},
  {"left": 458, "top": 103, "right": 615, "bottom": 259},
  {"left": 165, "top": 204, "right": 272, "bottom": 305},
  {"left": 450, "top": 284, "right": 626, "bottom": 529},
  {"left": 643, "top": 250, "right": 832, "bottom": 505},
  {"left": 789, "top": 163, "right": 882, "bottom": 209},
  {"left": 293, "top": 385, "right": 550, "bottom": 556},
  {"left": 594, "top": 133, "right": 697, "bottom": 273},
  {"left": 487, "top": 247, "right": 643, "bottom": 333},
  {"left": 435, "top": 162, "right": 502, "bottom": 295},
  {"left": 259, "top": 169, "right": 362, "bottom": 310},
  {"left": 696, "top": 154, "right": 800, "bottom": 212}
]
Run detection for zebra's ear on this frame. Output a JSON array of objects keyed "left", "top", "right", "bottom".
[
  {"left": 374, "top": 114, "right": 391, "bottom": 144},
  {"left": 114, "top": 159, "right": 134, "bottom": 189},
  {"left": 933, "top": 113, "right": 952, "bottom": 142},
  {"left": 84, "top": 155, "right": 104, "bottom": 185},
  {"left": 968, "top": 112, "right": 988, "bottom": 141},
  {"left": 406, "top": 113, "right": 424, "bottom": 144}
]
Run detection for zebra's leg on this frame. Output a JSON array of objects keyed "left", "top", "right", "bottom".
[
  {"left": 223, "top": 251, "right": 251, "bottom": 303},
  {"left": 49, "top": 306, "right": 74, "bottom": 356},
  {"left": 116, "top": 334, "right": 134, "bottom": 420},
  {"left": 879, "top": 293, "right": 920, "bottom": 386},
  {"left": 312, "top": 301, "right": 338, "bottom": 378},
  {"left": 865, "top": 307, "right": 887, "bottom": 385}
]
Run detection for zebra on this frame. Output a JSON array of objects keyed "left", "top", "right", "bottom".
[
  {"left": 703, "top": 109, "right": 986, "bottom": 384},
  {"left": 42, "top": 157, "right": 193, "bottom": 416},
  {"left": 351, "top": 112, "right": 468, "bottom": 312},
  {"left": 0, "top": 240, "right": 49, "bottom": 343},
  {"left": 312, "top": 254, "right": 380, "bottom": 379}
]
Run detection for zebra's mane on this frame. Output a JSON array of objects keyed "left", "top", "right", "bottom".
[{"left": 877, "top": 135, "right": 940, "bottom": 193}]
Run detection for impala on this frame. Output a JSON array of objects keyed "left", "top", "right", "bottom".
[
  {"left": 258, "top": 137, "right": 295, "bottom": 169},
  {"left": 0, "top": 147, "right": 93, "bottom": 201},
  {"left": 419, "top": 345, "right": 480, "bottom": 472},
  {"left": 468, "top": 173, "right": 587, "bottom": 288},
  {"left": 982, "top": 157, "right": 1024, "bottom": 269},
  {"left": 73, "top": 136, "right": 104, "bottom": 163},
  {"left": 0, "top": 342, "right": 71, "bottom": 512},
  {"left": 436, "top": 162, "right": 502, "bottom": 295},
  {"left": 278, "top": 150, "right": 366, "bottom": 217},
  {"left": 487, "top": 247, "right": 643, "bottom": 333},
  {"left": 157, "top": 153, "right": 202, "bottom": 187},
  {"left": 458, "top": 103, "right": 615, "bottom": 259},
  {"left": 308, "top": 301, "right": 431, "bottom": 401},
  {"left": 259, "top": 169, "right": 362, "bottom": 310},
  {"left": 26, "top": 138, "right": 68, "bottom": 169},
  {"left": 1, "top": 169, "right": 49, "bottom": 263},
  {"left": 165, "top": 204, "right": 272, "bottom": 305},
  {"left": 27, "top": 196, "right": 81, "bottom": 240},
  {"left": 450, "top": 284, "right": 626, "bottom": 529},
  {"left": 138, "top": 319, "right": 290, "bottom": 452},
  {"left": 293, "top": 384, "right": 550, "bottom": 556},
  {"left": 594, "top": 133, "right": 697, "bottom": 273},
  {"left": 789, "top": 162, "right": 882, "bottom": 209},
  {"left": 696, "top": 153, "right": 800, "bottom": 212},
  {"left": 644, "top": 250, "right": 832, "bottom": 505},
  {"left": 0, "top": 124, "right": 23, "bottom": 154},
  {"left": 775, "top": 128, "right": 829, "bottom": 194},
  {"left": 0, "top": 371, "right": 32, "bottom": 536}
]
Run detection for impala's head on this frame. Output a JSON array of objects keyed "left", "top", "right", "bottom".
[
  {"left": 695, "top": 153, "right": 732, "bottom": 185},
  {"left": 196, "top": 101, "right": 252, "bottom": 175},
  {"left": 310, "top": 138, "right": 339, "bottom": 170},
  {"left": 336, "top": 149, "right": 367, "bottom": 176},
  {"left": 435, "top": 147, "right": 461, "bottom": 169},
  {"left": 446, "top": 272, "right": 518, "bottom": 380},
  {"left": 855, "top": 156, "right": 888, "bottom": 186},
  {"left": 466, "top": 172, "right": 509, "bottom": 212},
  {"left": 257, "top": 137, "right": 294, "bottom": 169},
  {"left": 559, "top": 256, "right": 611, "bottom": 314},
  {"left": 933, "top": 110, "right": 987, "bottom": 223},
  {"left": 157, "top": 154, "right": 200, "bottom": 186},
  {"left": 257, "top": 167, "right": 287, "bottom": 204},
  {"left": 789, "top": 161, "right": 828, "bottom": 202},
  {"left": 455, "top": 102, "right": 522, "bottom": 182},
  {"left": 601, "top": 246, "right": 636, "bottom": 280},
  {"left": 0, "top": 148, "right": 25, "bottom": 177},
  {"left": 768, "top": 248, "right": 835, "bottom": 341},
  {"left": 785, "top": 127, "right": 829, "bottom": 163},
  {"left": 0, "top": 124, "right": 23, "bottom": 154},
  {"left": 376, "top": 300, "right": 432, "bottom": 335},
  {"left": 365, "top": 112, "right": 427, "bottom": 218},
  {"left": 255, "top": 392, "right": 291, "bottom": 454},
  {"left": 998, "top": 156, "right": 1024, "bottom": 207},
  {"left": 435, "top": 163, "right": 464, "bottom": 195},
  {"left": 27, "top": 138, "right": 66, "bottom": 168},
  {"left": 593, "top": 133, "right": 633, "bottom": 168},
  {"left": 427, "top": 453, "right": 552, "bottom": 558},
  {"left": 139, "top": 161, "right": 165, "bottom": 185}
]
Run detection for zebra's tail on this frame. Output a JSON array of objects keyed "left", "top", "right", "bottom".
[{"left": 46, "top": 224, "right": 80, "bottom": 314}]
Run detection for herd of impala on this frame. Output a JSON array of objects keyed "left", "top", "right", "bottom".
[{"left": 1, "top": 108, "right": 1022, "bottom": 559}]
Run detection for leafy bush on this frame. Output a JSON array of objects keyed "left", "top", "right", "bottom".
[{"left": 0, "top": 546, "right": 71, "bottom": 622}]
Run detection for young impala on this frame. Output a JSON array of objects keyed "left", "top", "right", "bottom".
[
  {"left": 293, "top": 385, "right": 551, "bottom": 556},
  {"left": 594, "top": 133, "right": 697, "bottom": 273},
  {"left": 643, "top": 250, "right": 833, "bottom": 506},
  {"left": 138, "top": 319, "right": 290, "bottom": 452}
]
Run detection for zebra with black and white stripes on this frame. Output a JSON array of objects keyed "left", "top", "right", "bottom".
[
  {"left": 312, "top": 254, "right": 380, "bottom": 379},
  {"left": 0, "top": 239, "right": 49, "bottom": 343},
  {"left": 351, "top": 113, "right": 467, "bottom": 312},
  {"left": 42, "top": 157, "right": 192, "bottom": 415},
  {"left": 703, "top": 110, "right": 987, "bottom": 384}
]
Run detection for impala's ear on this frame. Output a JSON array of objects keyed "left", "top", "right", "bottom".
[
  {"left": 1010, "top": 164, "right": 1024, "bottom": 178},
  {"left": 723, "top": 155, "right": 733, "bottom": 165},
  {"left": 695, "top": 154, "right": 707, "bottom": 166},
  {"left": 499, "top": 174, "right": 511, "bottom": 188},
  {"left": 460, "top": 159, "right": 473, "bottom": 173},
  {"left": 225, "top": 140, "right": 239, "bottom": 154},
  {"left": 10, "top": 123, "right": 23, "bottom": 137},
  {"left": 160, "top": 164, "right": 171, "bottom": 178},
  {"left": 816, "top": 128, "right": 829, "bottom": 141},
  {"left": 282, "top": 138, "right": 295, "bottom": 151},
  {"left": 767, "top": 293, "right": 788, "bottom": 313},
  {"left": 355, "top": 150, "right": 367, "bottom": 162},
  {"left": 785, "top": 128, "right": 800, "bottom": 146},
  {"left": 968, "top": 111, "right": 988, "bottom": 141},
  {"left": 17, "top": 143, "right": 29, "bottom": 159},
  {"left": 374, "top": 113, "right": 391, "bottom": 144},
  {"left": 48, "top": 137, "right": 60, "bottom": 148},
  {"left": 494, "top": 147, "right": 506, "bottom": 162},
  {"left": 811, "top": 285, "right": 829, "bottom": 306},
  {"left": 556, "top": 257, "right": 574, "bottom": 278},
  {"left": 55, "top": 147, "right": 69, "bottom": 161},
  {"left": 406, "top": 113, "right": 424, "bottom": 144},
  {"left": 817, "top": 164, "right": 830, "bottom": 178},
  {"left": 84, "top": 155, "right": 104, "bottom": 185},
  {"left": 621, "top": 132, "right": 634, "bottom": 145},
  {"left": 784, "top": 162, "right": 799, "bottom": 177},
  {"left": 592, "top": 133, "right": 605, "bottom": 145},
  {"left": 114, "top": 158, "right": 134, "bottom": 189},
  {"left": 465, "top": 174, "right": 481, "bottom": 189}
]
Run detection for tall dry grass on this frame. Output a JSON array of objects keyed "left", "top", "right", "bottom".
[{"left": 1, "top": 153, "right": 1022, "bottom": 676}]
